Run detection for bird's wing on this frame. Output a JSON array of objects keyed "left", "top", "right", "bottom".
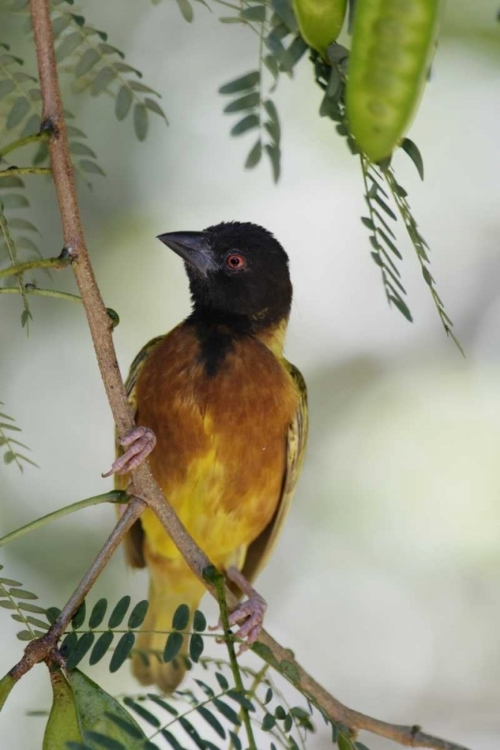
[
  {"left": 239, "top": 361, "right": 308, "bottom": 586},
  {"left": 115, "top": 335, "right": 165, "bottom": 569}
]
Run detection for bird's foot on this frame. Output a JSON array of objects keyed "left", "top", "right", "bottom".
[
  {"left": 102, "top": 426, "right": 156, "bottom": 478},
  {"left": 219, "top": 567, "right": 267, "bottom": 653}
]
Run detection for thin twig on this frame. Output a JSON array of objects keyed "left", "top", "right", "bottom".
[
  {"left": 0, "top": 130, "right": 49, "bottom": 160},
  {"left": 207, "top": 566, "right": 257, "bottom": 750},
  {"left": 0, "top": 490, "right": 127, "bottom": 548},
  {"left": 16, "top": 3, "right": 471, "bottom": 749},
  {"left": 0, "top": 255, "right": 71, "bottom": 280},
  {"left": 0, "top": 167, "right": 51, "bottom": 178}
]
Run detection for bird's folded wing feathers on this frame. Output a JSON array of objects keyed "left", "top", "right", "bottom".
[
  {"left": 239, "top": 361, "right": 308, "bottom": 585},
  {"left": 115, "top": 335, "right": 165, "bottom": 569}
]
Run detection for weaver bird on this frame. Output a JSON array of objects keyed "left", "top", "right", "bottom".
[{"left": 107, "top": 221, "right": 308, "bottom": 692}]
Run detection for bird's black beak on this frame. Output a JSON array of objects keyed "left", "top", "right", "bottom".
[{"left": 157, "top": 231, "right": 215, "bottom": 276}]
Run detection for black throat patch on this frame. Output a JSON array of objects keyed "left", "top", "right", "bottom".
[{"left": 186, "top": 309, "right": 252, "bottom": 378}]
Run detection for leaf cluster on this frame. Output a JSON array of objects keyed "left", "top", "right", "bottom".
[
  {"left": 218, "top": 0, "right": 307, "bottom": 182},
  {"left": 0, "top": 405, "right": 37, "bottom": 471}
]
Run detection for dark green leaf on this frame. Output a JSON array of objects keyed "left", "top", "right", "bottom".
[
  {"left": 109, "top": 631, "right": 135, "bottom": 672},
  {"left": 241, "top": 5, "right": 265, "bottom": 21},
  {"left": 66, "top": 632, "right": 95, "bottom": 670},
  {"left": 6, "top": 97, "right": 30, "bottom": 129},
  {"left": 197, "top": 705, "right": 225, "bottom": 739},
  {"left": 89, "top": 630, "right": 114, "bottom": 665},
  {"left": 401, "top": 137, "right": 424, "bottom": 181},
  {"left": 7, "top": 588, "right": 38, "bottom": 600},
  {"left": 104, "top": 711, "right": 144, "bottom": 739},
  {"left": 274, "top": 705, "right": 287, "bottom": 720},
  {"left": 75, "top": 48, "right": 101, "bottom": 76},
  {"left": 264, "top": 687, "right": 273, "bottom": 704},
  {"left": 175, "top": 0, "right": 194, "bottom": 22},
  {"left": 389, "top": 295, "right": 413, "bottom": 322},
  {"left": 219, "top": 16, "right": 245, "bottom": 23},
  {"left": 272, "top": 0, "right": 297, "bottom": 31},
  {"left": 56, "top": 32, "right": 83, "bottom": 62},
  {"left": 133, "top": 103, "right": 148, "bottom": 141},
  {"left": 108, "top": 596, "right": 131, "bottom": 628},
  {"left": 219, "top": 71, "right": 260, "bottom": 95},
  {"left": 79, "top": 160, "right": 105, "bottom": 176},
  {"left": 189, "top": 633, "right": 203, "bottom": 662},
  {"left": 172, "top": 603, "right": 190, "bottom": 630},
  {"left": 378, "top": 228, "right": 402, "bottom": 259},
  {"left": 192, "top": 610, "right": 206, "bottom": 632},
  {"left": 163, "top": 632, "right": 183, "bottom": 662},
  {"left": 230, "top": 114, "right": 259, "bottom": 136},
  {"left": 123, "top": 697, "right": 160, "bottom": 727},
  {"left": 0, "top": 578, "right": 22, "bottom": 586},
  {"left": 284, "top": 713, "right": 293, "bottom": 731},
  {"left": 224, "top": 92, "right": 260, "bottom": 113},
  {"left": 265, "top": 143, "right": 280, "bottom": 182},
  {"left": 161, "top": 729, "right": 184, "bottom": 750},
  {"left": 60, "top": 631, "right": 79, "bottom": 658},
  {"left": 16, "top": 630, "right": 35, "bottom": 641},
  {"left": 96, "top": 43, "right": 124, "bottom": 58},
  {"left": 215, "top": 671, "right": 229, "bottom": 690},
  {"left": 212, "top": 698, "right": 240, "bottom": 726},
  {"left": 71, "top": 601, "right": 86, "bottom": 629},
  {"left": 147, "top": 694, "right": 178, "bottom": 716},
  {"left": 18, "top": 602, "right": 45, "bottom": 614},
  {"left": 128, "top": 81, "right": 160, "bottom": 95},
  {"left": 373, "top": 193, "right": 397, "bottom": 221},
  {"left": 114, "top": 85, "right": 132, "bottom": 121},
  {"left": 228, "top": 731, "right": 242, "bottom": 750},
  {"left": 262, "top": 712, "right": 276, "bottom": 731},
  {"left": 45, "top": 607, "right": 61, "bottom": 625},
  {"left": 88, "top": 598, "right": 107, "bottom": 629},
  {"left": 1, "top": 193, "right": 29, "bottom": 209},
  {"left": 52, "top": 15, "right": 71, "bottom": 37},
  {"left": 69, "top": 142, "right": 97, "bottom": 159},
  {"left": 91, "top": 66, "right": 117, "bottom": 95},
  {"left": 244, "top": 139, "right": 262, "bottom": 169},
  {"left": 0, "top": 80, "right": 15, "bottom": 99},
  {"left": 144, "top": 97, "right": 168, "bottom": 122},
  {"left": 355, "top": 743, "right": 371, "bottom": 750},
  {"left": 0, "top": 176, "right": 24, "bottom": 189},
  {"left": 127, "top": 600, "right": 149, "bottom": 629}
]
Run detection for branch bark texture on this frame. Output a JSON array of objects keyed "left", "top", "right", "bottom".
[{"left": 17, "top": 2, "right": 471, "bottom": 750}]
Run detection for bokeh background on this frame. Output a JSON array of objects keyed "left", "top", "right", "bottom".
[{"left": 1, "top": 1, "right": 499, "bottom": 748}]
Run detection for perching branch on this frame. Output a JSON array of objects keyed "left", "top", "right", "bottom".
[{"left": 7, "top": 2, "right": 470, "bottom": 749}]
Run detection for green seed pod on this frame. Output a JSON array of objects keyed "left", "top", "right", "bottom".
[
  {"left": 43, "top": 672, "right": 82, "bottom": 750},
  {"left": 346, "top": 0, "right": 442, "bottom": 163},
  {"left": 292, "top": 0, "right": 348, "bottom": 58}
]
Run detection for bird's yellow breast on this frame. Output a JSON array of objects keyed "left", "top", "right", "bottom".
[{"left": 135, "top": 323, "right": 299, "bottom": 570}]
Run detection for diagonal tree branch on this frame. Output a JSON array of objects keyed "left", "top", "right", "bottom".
[{"left": 7, "top": 2, "right": 470, "bottom": 749}]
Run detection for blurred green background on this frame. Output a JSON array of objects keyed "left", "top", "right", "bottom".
[{"left": 1, "top": 1, "right": 499, "bottom": 748}]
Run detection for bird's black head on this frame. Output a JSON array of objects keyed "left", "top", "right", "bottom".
[{"left": 158, "top": 221, "right": 292, "bottom": 328}]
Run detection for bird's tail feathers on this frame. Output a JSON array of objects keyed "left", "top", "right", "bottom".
[{"left": 133, "top": 571, "right": 205, "bottom": 693}]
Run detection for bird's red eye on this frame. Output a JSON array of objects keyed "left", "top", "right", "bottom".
[{"left": 226, "top": 253, "right": 246, "bottom": 270}]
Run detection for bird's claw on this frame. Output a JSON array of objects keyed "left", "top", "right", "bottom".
[
  {"left": 227, "top": 594, "right": 267, "bottom": 653},
  {"left": 102, "top": 426, "right": 156, "bottom": 478}
]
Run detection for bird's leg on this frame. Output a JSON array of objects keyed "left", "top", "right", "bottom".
[
  {"left": 225, "top": 566, "right": 267, "bottom": 650},
  {"left": 102, "top": 426, "right": 156, "bottom": 477}
]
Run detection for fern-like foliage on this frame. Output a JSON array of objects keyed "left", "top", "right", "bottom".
[
  {"left": 0, "top": 402, "right": 38, "bottom": 471},
  {"left": 218, "top": 0, "right": 307, "bottom": 182},
  {"left": 311, "top": 41, "right": 458, "bottom": 346},
  {"left": 0, "top": 563, "right": 46, "bottom": 636}
]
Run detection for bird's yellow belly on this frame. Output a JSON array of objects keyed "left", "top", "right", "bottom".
[{"left": 141, "top": 436, "right": 284, "bottom": 570}]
